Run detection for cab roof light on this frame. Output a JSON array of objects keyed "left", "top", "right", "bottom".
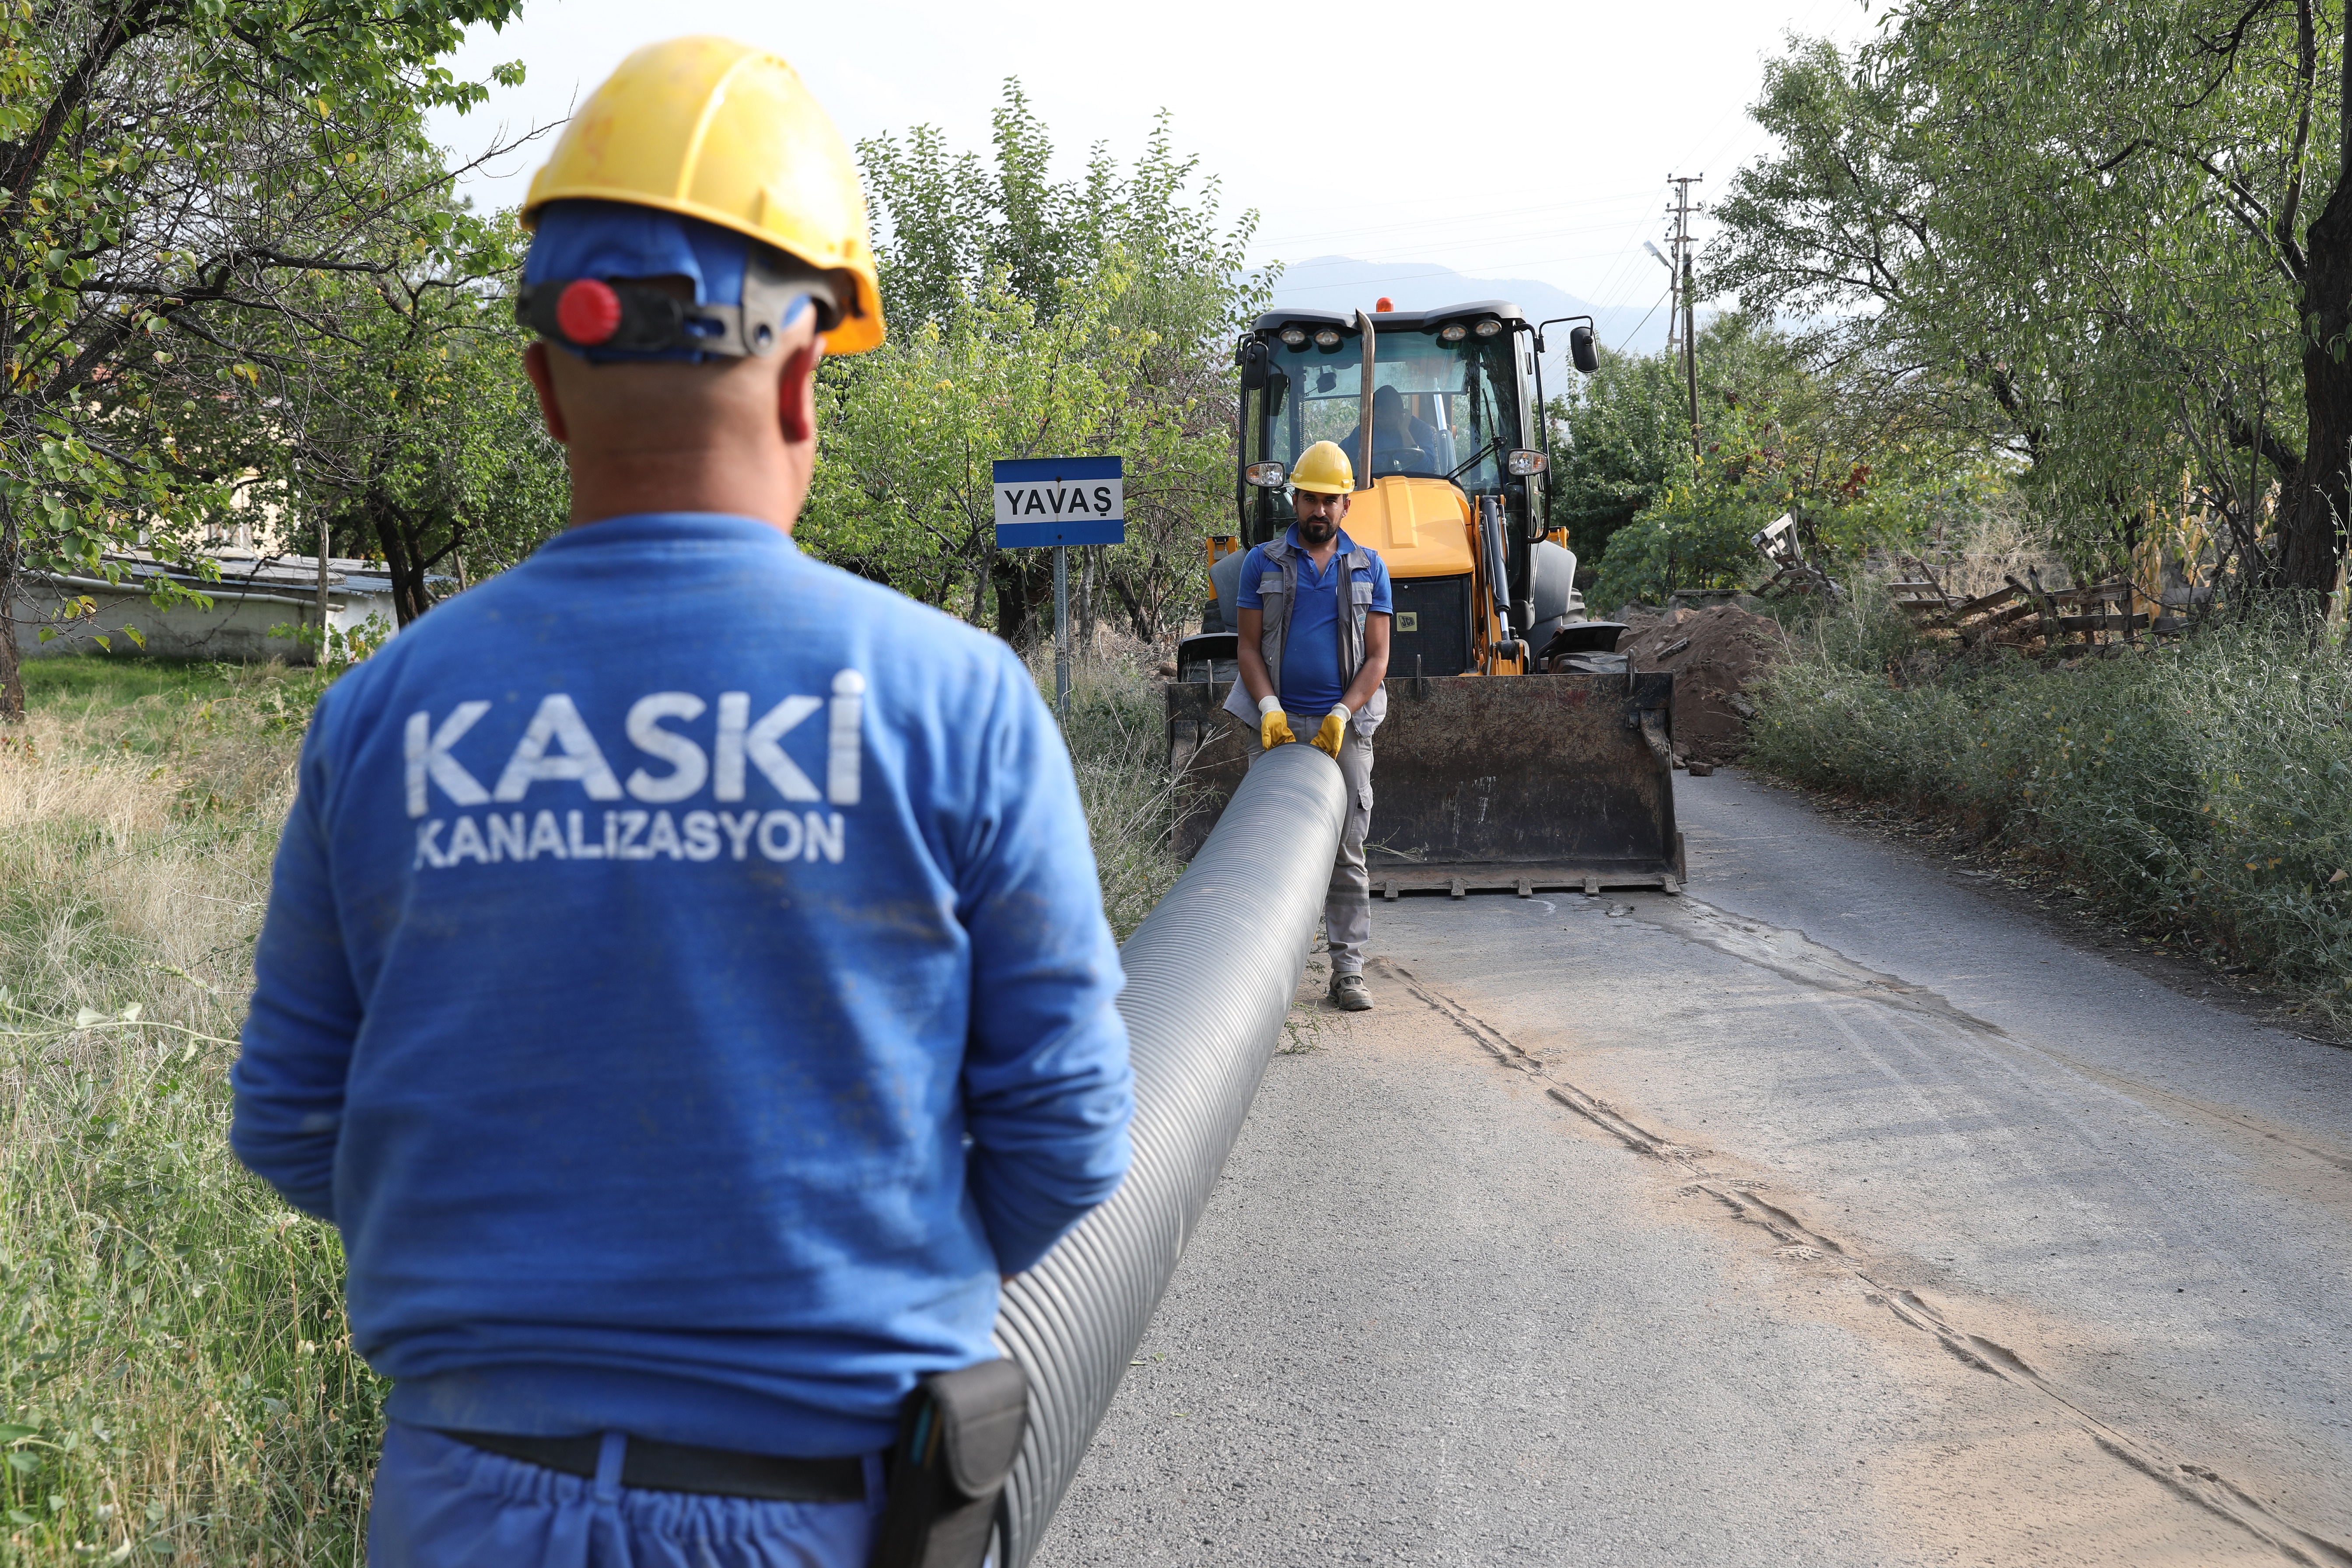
[
  {"left": 1474, "top": 317, "right": 1503, "bottom": 337},
  {"left": 1439, "top": 322, "right": 1468, "bottom": 343},
  {"left": 1313, "top": 328, "right": 1341, "bottom": 350},
  {"left": 1279, "top": 326, "right": 1307, "bottom": 346}
]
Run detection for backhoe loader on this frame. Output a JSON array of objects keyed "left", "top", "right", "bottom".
[{"left": 1166, "top": 301, "right": 1686, "bottom": 896}]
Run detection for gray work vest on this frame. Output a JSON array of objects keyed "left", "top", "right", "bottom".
[{"left": 1221, "top": 533, "right": 1388, "bottom": 739}]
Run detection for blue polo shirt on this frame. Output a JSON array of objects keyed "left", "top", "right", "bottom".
[{"left": 1235, "top": 527, "right": 1393, "bottom": 714}]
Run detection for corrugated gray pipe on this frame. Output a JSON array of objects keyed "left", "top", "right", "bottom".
[{"left": 990, "top": 741, "right": 1347, "bottom": 1566}]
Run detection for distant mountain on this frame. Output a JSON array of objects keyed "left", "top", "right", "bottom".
[{"left": 1261, "top": 254, "right": 1679, "bottom": 394}]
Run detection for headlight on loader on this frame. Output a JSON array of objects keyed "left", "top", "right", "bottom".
[
  {"left": 1506, "top": 448, "right": 1549, "bottom": 476},
  {"left": 1244, "top": 462, "right": 1289, "bottom": 488}
]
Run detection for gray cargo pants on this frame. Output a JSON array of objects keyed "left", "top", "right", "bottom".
[{"left": 1326, "top": 728, "right": 1375, "bottom": 975}]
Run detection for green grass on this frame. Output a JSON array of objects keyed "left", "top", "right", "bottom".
[
  {"left": 3, "top": 647, "right": 1181, "bottom": 1564},
  {"left": 3, "top": 658, "right": 379, "bottom": 1565},
  {"left": 1747, "top": 595, "right": 2352, "bottom": 1018},
  {"left": 1036, "top": 651, "right": 1184, "bottom": 940}
]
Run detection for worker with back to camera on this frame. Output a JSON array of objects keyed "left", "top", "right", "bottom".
[
  {"left": 1224, "top": 438, "right": 1393, "bottom": 1012},
  {"left": 228, "top": 36, "right": 1132, "bottom": 1568}
]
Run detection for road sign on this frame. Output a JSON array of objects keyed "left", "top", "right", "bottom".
[
  {"left": 992, "top": 456, "right": 1123, "bottom": 720},
  {"left": 993, "top": 456, "right": 1124, "bottom": 547}
]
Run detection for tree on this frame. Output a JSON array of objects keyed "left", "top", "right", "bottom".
[
  {"left": 805, "top": 268, "right": 1187, "bottom": 634},
  {"left": 266, "top": 206, "right": 565, "bottom": 626},
  {"left": 1579, "top": 314, "right": 2001, "bottom": 611},
  {"left": 812, "top": 83, "right": 1267, "bottom": 647},
  {"left": 0, "top": 0, "right": 528, "bottom": 717},
  {"left": 1544, "top": 345, "right": 1686, "bottom": 568},
  {"left": 1711, "top": 5, "right": 2352, "bottom": 601}
]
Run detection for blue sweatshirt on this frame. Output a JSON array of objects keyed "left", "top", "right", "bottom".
[{"left": 231, "top": 513, "right": 1133, "bottom": 1459}]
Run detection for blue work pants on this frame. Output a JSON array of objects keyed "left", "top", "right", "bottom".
[{"left": 367, "top": 1421, "right": 884, "bottom": 1568}]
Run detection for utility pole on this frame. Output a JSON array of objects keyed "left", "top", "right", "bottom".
[
  {"left": 1644, "top": 239, "right": 1678, "bottom": 357},
  {"left": 1669, "top": 174, "right": 1703, "bottom": 466}
]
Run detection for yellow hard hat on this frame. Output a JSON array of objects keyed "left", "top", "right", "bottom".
[
  {"left": 1290, "top": 440, "right": 1354, "bottom": 495},
  {"left": 522, "top": 37, "right": 885, "bottom": 354}
]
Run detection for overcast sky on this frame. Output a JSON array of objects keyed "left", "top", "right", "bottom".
[{"left": 426, "top": 0, "right": 1882, "bottom": 314}]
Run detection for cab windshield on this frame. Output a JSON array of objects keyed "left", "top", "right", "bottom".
[{"left": 1255, "top": 327, "right": 1519, "bottom": 493}]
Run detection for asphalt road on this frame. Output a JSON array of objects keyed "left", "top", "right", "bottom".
[{"left": 1034, "top": 768, "right": 2352, "bottom": 1567}]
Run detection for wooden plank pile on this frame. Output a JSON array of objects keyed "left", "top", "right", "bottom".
[{"left": 1883, "top": 555, "right": 2188, "bottom": 652}]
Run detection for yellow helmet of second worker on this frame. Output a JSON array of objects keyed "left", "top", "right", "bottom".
[
  {"left": 522, "top": 36, "right": 885, "bottom": 354},
  {"left": 1289, "top": 440, "right": 1355, "bottom": 495}
]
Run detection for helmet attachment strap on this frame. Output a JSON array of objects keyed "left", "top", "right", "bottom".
[{"left": 517, "top": 246, "right": 847, "bottom": 357}]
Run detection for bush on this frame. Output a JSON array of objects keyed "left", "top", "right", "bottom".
[{"left": 1749, "top": 602, "right": 2352, "bottom": 1010}]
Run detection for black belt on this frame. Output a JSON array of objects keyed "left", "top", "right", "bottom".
[{"left": 438, "top": 1429, "right": 866, "bottom": 1503}]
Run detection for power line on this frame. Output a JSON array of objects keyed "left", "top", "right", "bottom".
[
  {"left": 1250, "top": 186, "right": 1661, "bottom": 251},
  {"left": 1263, "top": 220, "right": 1670, "bottom": 272},
  {"left": 1613, "top": 284, "right": 1676, "bottom": 354},
  {"left": 1262, "top": 242, "right": 1684, "bottom": 285}
]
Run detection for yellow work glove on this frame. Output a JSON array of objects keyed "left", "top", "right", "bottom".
[
  {"left": 1256, "top": 696, "right": 1296, "bottom": 751},
  {"left": 1312, "top": 707, "right": 1348, "bottom": 760}
]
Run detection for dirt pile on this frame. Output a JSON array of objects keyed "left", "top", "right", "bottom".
[{"left": 1615, "top": 602, "right": 1787, "bottom": 766}]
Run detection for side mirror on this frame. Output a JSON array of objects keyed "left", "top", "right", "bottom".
[
  {"left": 1239, "top": 339, "right": 1270, "bottom": 391},
  {"left": 1568, "top": 324, "right": 1598, "bottom": 375},
  {"left": 1505, "top": 449, "right": 1549, "bottom": 477},
  {"left": 1244, "top": 462, "right": 1288, "bottom": 488}
]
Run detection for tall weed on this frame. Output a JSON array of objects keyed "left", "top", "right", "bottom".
[
  {"left": 1030, "top": 648, "right": 1183, "bottom": 939},
  {"left": 4, "top": 645, "right": 1183, "bottom": 1564},
  {"left": 1750, "top": 602, "right": 2352, "bottom": 1008},
  {"left": 2, "top": 660, "right": 381, "bottom": 1565}
]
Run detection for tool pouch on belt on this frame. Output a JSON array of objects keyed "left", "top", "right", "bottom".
[{"left": 868, "top": 1358, "right": 1028, "bottom": 1568}]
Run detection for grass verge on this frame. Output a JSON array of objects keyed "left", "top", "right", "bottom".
[
  {"left": 4, "top": 646, "right": 1181, "bottom": 1563},
  {"left": 1032, "top": 648, "right": 1184, "bottom": 940},
  {"left": 3, "top": 656, "right": 380, "bottom": 1565},
  {"left": 1747, "top": 596, "right": 2352, "bottom": 1024}
]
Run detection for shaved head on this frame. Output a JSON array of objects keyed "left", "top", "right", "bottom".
[{"left": 522, "top": 299, "right": 823, "bottom": 533}]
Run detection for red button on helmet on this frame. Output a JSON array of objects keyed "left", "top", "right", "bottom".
[{"left": 555, "top": 278, "right": 623, "bottom": 346}]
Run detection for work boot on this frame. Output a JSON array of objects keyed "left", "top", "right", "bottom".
[{"left": 1329, "top": 972, "right": 1372, "bottom": 1012}]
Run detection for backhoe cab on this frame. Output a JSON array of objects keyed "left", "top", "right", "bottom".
[
  {"left": 1169, "top": 301, "right": 1685, "bottom": 898},
  {"left": 1204, "top": 303, "right": 1593, "bottom": 677}
]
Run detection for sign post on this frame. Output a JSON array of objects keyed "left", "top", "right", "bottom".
[{"left": 992, "top": 456, "right": 1124, "bottom": 720}]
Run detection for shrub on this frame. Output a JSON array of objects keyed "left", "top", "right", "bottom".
[{"left": 1749, "top": 603, "right": 2352, "bottom": 1009}]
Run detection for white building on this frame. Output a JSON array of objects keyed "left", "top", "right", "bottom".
[{"left": 18, "top": 551, "right": 405, "bottom": 664}]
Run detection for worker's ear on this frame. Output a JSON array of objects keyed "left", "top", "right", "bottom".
[
  {"left": 522, "top": 342, "right": 568, "bottom": 445},
  {"left": 778, "top": 340, "right": 822, "bottom": 445}
]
